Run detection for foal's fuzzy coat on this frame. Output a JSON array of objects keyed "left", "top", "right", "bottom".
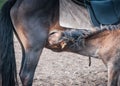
[{"left": 47, "top": 23, "right": 120, "bottom": 86}]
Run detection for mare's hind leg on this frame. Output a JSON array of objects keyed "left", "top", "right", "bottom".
[
  {"left": 11, "top": 16, "right": 48, "bottom": 85},
  {"left": 10, "top": 4, "right": 49, "bottom": 86},
  {"left": 107, "top": 57, "right": 120, "bottom": 86}
]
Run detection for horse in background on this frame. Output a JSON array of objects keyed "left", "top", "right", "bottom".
[{"left": 0, "top": 0, "right": 120, "bottom": 86}]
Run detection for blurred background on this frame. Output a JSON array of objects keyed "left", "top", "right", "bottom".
[{"left": 0, "top": 0, "right": 6, "bottom": 8}]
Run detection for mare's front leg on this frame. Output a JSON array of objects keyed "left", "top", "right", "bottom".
[{"left": 10, "top": 3, "right": 49, "bottom": 86}]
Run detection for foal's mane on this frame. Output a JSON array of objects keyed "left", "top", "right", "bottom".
[{"left": 86, "top": 24, "right": 120, "bottom": 40}]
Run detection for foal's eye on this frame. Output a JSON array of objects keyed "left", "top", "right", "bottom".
[{"left": 49, "top": 32, "right": 57, "bottom": 36}]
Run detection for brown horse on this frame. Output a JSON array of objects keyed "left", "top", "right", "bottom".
[
  {"left": 0, "top": 0, "right": 120, "bottom": 86},
  {"left": 47, "top": 23, "right": 120, "bottom": 86}
]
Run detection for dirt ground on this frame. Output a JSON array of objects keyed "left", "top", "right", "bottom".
[{"left": 14, "top": 36, "right": 107, "bottom": 86}]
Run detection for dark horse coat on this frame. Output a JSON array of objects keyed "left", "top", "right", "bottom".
[{"left": 0, "top": 0, "right": 120, "bottom": 86}]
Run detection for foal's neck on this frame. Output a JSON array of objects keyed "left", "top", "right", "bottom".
[{"left": 74, "top": 29, "right": 120, "bottom": 58}]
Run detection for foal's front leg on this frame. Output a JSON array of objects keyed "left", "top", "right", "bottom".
[{"left": 107, "top": 58, "right": 120, "bottom": 86}]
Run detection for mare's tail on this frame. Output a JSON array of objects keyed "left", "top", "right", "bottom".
[{"left": 0, "top": 0, "right": 17, "bottom": 86}]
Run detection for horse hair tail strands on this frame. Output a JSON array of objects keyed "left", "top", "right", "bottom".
[{"left": 0, "top": 0, "right": 17, "bottom": 86}]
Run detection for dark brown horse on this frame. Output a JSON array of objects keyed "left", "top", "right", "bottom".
[
  {"left": 0, "top": 0, "right": 60, "bottom": 86},
  {"left": 0, "top": 0, "right": 120, "bottom": 86}
]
